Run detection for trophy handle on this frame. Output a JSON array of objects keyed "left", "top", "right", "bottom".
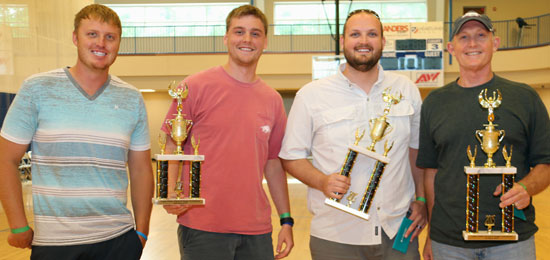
[
  {"left": 165, "top": 119, "right": 173, "bottom": 132},
  {"left": 475, "top": 130, "right": 482, "bottom": 144},
  {"left": 369, "top": 118, "right": 374, "bottom": 130},
  {"left": 186, "top": 120, "right": 193, "bottom": 132},
  {"left": 383, "top": 124, "right": 393, "bottom": 138},
  {"left": 498, "top": 130, "right": 505, "bottom": 143}
]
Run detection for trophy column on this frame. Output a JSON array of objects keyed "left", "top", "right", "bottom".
[
  {"left": 502, "top": 173, "right": 515, "bottom": 233},
  {"left": 466, "top": 173, "right": 479, "bottom": 233},
  {"left": 157, "top": 160, "right": 169, "bottom": 199},
  {"left": 359, "top": 141, "right": 393, "bottom": 214}
]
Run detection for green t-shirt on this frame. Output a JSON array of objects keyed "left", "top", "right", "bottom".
[{"left": 417, "top": 75, "right": 550, "bottom": 248}]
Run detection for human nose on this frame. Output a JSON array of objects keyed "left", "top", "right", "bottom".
[
  {"left": 95, "top": 35, "right": 106, "bottom": 47},
  {"left": 467, "top": 37, "right": 477, "bottom": 47},
  {"left": 358, "top": 33, "right": 369, "bottom": 43},
  {"left": 243, "top": 32, "right": 252, "bottom": 42}
]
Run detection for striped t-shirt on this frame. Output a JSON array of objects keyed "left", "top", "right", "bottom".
[{"left": 1, "top": 68, "right": 150, "bottom": 246}]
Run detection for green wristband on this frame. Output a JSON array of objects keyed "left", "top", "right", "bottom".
[
  {"left": 11, "top": 225, "right": 30, "bottom": 234},
  {"left": 279, "top": 212, "right": 291, "bottom": 219},
  {"left": 416, "top": 197, "right": 427, "bottom": 203},
  {"left": 517, "top": 182, "right": 528, "bottom": 192}
]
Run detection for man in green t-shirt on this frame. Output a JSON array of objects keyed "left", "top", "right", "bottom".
[{"left": 416, "top": 12, "right": 550, "bottom": 260}]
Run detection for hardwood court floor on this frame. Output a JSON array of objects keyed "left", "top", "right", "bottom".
[{"left": 1, "top": 180, "right": 549, "bottom": 260}]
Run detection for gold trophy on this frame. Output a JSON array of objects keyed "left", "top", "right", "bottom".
[
  {"left": 463, "top": 89, "right": 517, "bottom": 241},
  {"left": 153, "top": 82, "right": 205, "bottom": 205},
  {"left": 324, "top": 88, "right": 400, "bottom": 220}
]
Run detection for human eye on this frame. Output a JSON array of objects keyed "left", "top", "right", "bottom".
[
  {"left": 350, "top": 32, "right": 360, "bottom": 37},
  {"left": 368, "top": 32, "right": 378, "bottom": 37},
  {"left": 473, "top": 32, "right": 487, "bottom": 42},
  {"left": 87, "top": 32, "right": 97, "bottom": 37},
  {"left": 106, "top": 34, "right": 117, "bottom": 41},
  {"left": 251, "top": 30, "right": 263, "bottom": 37}
]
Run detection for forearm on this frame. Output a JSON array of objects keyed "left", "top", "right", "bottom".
[
  {"left": 0, "top": 163, "right": 28, "bottom": 228},
  {"left": 130, "top": 176, "right": 153, "bottom": 233},
  {"left": 128, "top": 150, "right": 154, "bottom": 234},
  {"left": 281, "top": 158, "right": 326, "bottom": 192},
  {"left": 409, "top": 148, "right": 425, "bottom": 198},
  {"left": 0, "top": 138, "right": 30, "bottom": 229},
  {"left": 265, "top": 158, "right": 291, "bottom": 215},
  {"left": 424, "top": 168, "right": 437, "bottom": 221},
  {"left": 518, "top": 163, "right": 550, "bottom": 196}
]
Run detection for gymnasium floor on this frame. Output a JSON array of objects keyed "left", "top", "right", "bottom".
[{"left": 1, "top": 180, "right": 549, "bottom": 260}]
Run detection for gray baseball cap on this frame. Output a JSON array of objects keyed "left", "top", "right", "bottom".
[{"left": 451, "top": 11, "right": 494, "bottom": 39}]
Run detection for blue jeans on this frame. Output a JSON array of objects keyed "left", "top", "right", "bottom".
[{"left": 431, "top": 236, "right": 535, "bottom": 260}]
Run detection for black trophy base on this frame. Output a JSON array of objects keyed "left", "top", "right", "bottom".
[
  {"left": 462, "top": 230, "right": 518, "bottom": 241},
  {"left": 153, "top": 197, "right": 205, "bottom": 205}
]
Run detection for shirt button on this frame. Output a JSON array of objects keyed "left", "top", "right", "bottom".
[{"left": 377, "top": 207, "right": 380, "bottom": 210}]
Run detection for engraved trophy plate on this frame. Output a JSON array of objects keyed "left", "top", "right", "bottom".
[
  {"left": 463, "top": 89, "right": 518, "bottom": 241},
  {"left": 324, "top": 88, "right": 400, "bottom": 221},
  {"left": 153, "top": 82, "right": 206, "bottom": 205}
]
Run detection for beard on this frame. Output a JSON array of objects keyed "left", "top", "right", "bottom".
[{"left": 343, "top": 45, "right": 382, "bottom": 72}]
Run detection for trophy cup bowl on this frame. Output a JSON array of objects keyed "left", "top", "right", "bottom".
[
  {"left": 475, "top": 124, "right": 505, "bottom": 167},
  {"left": 165, "top": 114, "right": 193, "bottom": 155},
  {"left": 368, "top": 117, "right": 392, "bottom": 151}
]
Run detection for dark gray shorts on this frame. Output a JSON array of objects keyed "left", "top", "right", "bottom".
[
  {"left": 31, "top": 229, "right": 143, "bottom": 260},
  {"left": 309, "top": 229, "right": 420, "bottom": 260},
  {"left": 177, "top": 224, "right": 274, "bottom": 260}
]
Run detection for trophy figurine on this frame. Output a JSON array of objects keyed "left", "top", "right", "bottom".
[
  {"left": 463, "top": 89, "right": 517, "bottom": 241},
  {"left": 324, "top": 87, "right": 400, "bottom": 220},
  {"left": 484, "top": 215, "right": 496, "bottom": 233},
  {"left": 153, "top": 82, "right": 205, "bottom": 205}
]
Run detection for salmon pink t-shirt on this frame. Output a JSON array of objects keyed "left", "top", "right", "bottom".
[{"left": 162, "top": 66, "right": 287, "bottom": 235}]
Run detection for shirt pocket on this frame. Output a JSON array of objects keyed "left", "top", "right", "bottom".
[{"left": 313, "top": 105, "right": 357, "bottom": 148}]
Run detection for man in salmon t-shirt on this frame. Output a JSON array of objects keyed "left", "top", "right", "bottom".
[{"left": 161, "top": 4, "right": 293, "bottom": 260}]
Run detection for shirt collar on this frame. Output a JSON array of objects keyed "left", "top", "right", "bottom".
[{"left": 336, "top": 62, "right": 386, "bottom": 93}]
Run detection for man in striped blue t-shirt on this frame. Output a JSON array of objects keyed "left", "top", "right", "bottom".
[{"left": 0, "top": 4, "right": 154, "bottom": 259}]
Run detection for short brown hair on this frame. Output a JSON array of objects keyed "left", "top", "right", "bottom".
[
  {"left": 343, "top": 9, "right": 383, "bottom": 37},
  {"left": 225, "top": 5, "right": 268, "bottom": 34},
  {"left": 74, "top": 4, "right": 122, "bottom": 35}
]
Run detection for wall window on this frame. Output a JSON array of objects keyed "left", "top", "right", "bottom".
[
  {"left": 0, "top": 4, "right": 29, "bottom": 38},
  {"left": 106, "top": 3, "right": 246, "bottom": 37},
  {"left": 274, "top": 1, "right": 427, "bottom": 35}
]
